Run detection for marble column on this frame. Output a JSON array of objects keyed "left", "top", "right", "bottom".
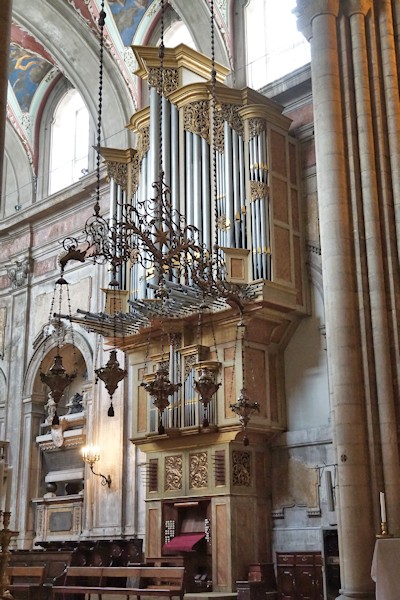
[
  {"left": 0, "top": 0, "right": 12, "bottom": 198},
  {"left": 296, "top": 1, "right": 375, "bottom": 598}
]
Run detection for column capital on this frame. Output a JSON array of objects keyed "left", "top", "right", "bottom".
[
  {"left": 295, "top": 0, "right": 340, "bottom": 40},
  {"left": 341, "top": 0, "right": 373, "bottom": 17}
]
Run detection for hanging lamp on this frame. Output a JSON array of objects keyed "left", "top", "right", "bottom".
[
  {"left": 40, "top": 278, "right": 77, "bottom": 426},
  {"left": 229, "top": 318, "right": 259, "bottom": 445}
]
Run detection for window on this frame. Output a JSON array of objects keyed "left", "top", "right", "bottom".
[
  {"left": 246, "top": 0, "right": 310, "bottom": 89},
  {"left": 49, "top": 89, "right": 90, "bottom": 195}
]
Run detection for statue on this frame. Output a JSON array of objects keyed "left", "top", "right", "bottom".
[
  {"left": 66, "top": 392, "right": 84, "bottom": 414},
  {"left": 44, "top": 392, "right": 57, "bottom": 425}
]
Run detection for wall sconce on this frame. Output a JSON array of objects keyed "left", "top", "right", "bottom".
[{"left": 81, "top": 444, "right": 111, "bottom": 488}]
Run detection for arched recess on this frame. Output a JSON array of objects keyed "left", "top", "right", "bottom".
[
  {"left": 23, "top": 327, "right": 94, "bottom": 403},
  {"left": 17, "top": 328, "right": 94, "bottom": 546},
  {"left": 2, "top": 121, "right": 34, "bottom": 217},
  {"left": 12, "top": 0, "right": 134, "bottom": 151}
]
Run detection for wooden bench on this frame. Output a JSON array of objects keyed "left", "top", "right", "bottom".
[
  {"left": 7, "top": 565, "right": 46, "bottom": 600},
  {"left": 51, "top": 565, "right": 186, "bottom": 600}
]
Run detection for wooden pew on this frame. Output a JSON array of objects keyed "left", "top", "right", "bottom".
[
  {"left": 7, "top": 565, "right": 46, "bottom": 600},
  {"left": 51, "top": 565, "right": 186, "bottom": 600}
]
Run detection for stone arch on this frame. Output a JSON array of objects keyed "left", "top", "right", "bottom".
[
  {"left": 3, "top": 121, "right": 34, "bottom": 217},
  {"left": 23, "top": 327, "right": 94, "bottom": 402},
  {"left": 12, "top": 0, "right": 134, "bottom": 151}
]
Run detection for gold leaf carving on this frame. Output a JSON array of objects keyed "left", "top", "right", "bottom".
[
  {"left": 221, "top": 104, "right": 244, "bottom": 137},
  {"left": 106, "top": 161, "right": 128, "bottom": 189},
  {"left": 165, "top": 455, "right": 183, "bottom": 491},
  {"left": 190, "top": 452, "right": 208, "bottom": 488},
  {"left": 250, "top": 181, "right": 269, "bottom": 200},
  {"left": 148, "top": 68, "right": 178, "bottom": 94},
  {"left": 249, "top": 118, "right": 266, "bottom": 140},
  {"left": 183, "top": 101, "right": 210, "bottom": 142}
]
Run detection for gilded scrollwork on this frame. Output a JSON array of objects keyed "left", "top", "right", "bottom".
[
  {"left": 138, "top": 126, "right": 150, "bottom": 159},
  {"left": 214, "top": 110, "right": 225, "bottom": 153},
  {"left": 183, "top": 101, "right": 210, "bottom": 142},
  {"left": 131, "top": 154, "right": 140, "bottom": 195},
  {"left": 249, "top": 118, "right": 266, "bottom": 140},
  {"left": 184, "top": 354, "right": 197, "bottom": 380},
  {"left": 221, "top": 104, "right": 244, "bottom": 137},
  {"left": 165, "top": 455, "right": 183, "bottom": 491},
  {"left": 148, "top": 68, "right": 178, "bottom": 94},
  {"left": 250, "top": 181, "right": 269, "bottom": 200},
  {"left": 106, "top": 161, "right": 128, "bottom": 190},
  {"left": 189, "top": 452, "right": 208, "bottom": 489},
  {"left": 232, "top": 451, "right": 251, "bottom": 487}
]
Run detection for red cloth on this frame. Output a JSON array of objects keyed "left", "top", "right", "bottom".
[{"left": 163, "top": 533, "right": 205, "bottom": 554}]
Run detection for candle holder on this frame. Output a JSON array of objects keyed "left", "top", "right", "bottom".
[
  {"left": 0, "top": 511, "right": 18, "bottom": 599},
  {"left": 376, "top": 521, "right": 394, "bottom": 538}
]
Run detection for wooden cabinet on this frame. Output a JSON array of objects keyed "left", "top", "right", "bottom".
[{"left": 276, "top": 552, "right": 323, "bottom": 600}]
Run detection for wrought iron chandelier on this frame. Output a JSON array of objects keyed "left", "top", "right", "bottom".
[{"left": 39, "top": 277, "right": 77, "bottom": 426}]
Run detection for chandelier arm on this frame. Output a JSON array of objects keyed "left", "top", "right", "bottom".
[{"left": 89, "top": 463, "right": 111, "bottom": 487}]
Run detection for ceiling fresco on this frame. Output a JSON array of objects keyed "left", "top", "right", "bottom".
[{"left": 108, "top": 0, "right": 153, "bottom": 46}]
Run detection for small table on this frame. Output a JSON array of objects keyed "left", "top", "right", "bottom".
[{"left": 371, "top": 538, "right": 400, "bottom": 600}]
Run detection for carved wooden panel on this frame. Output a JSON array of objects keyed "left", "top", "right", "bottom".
[
  {"left": 189, "top": 452, "right": 208, "bottom": 489},
  {"left": 164, "top": 455, "right": 183, "bottom": 491},
  {"left": 232, "top": 451, "right": 251, "bottom": 487}
]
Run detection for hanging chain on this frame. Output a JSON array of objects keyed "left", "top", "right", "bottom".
[
  {"left": 94, "top": 0, "right": 106, "bottom": 217},
  {"left": 65, "top": 281, "right": 78, "bottom": 371},
  {"left": 40, "top": 284, "right": 57, "bottom": 370},
  {"left": 158, "top": 0, "right": 165, "bottom": 180},
  {"left": 210, "top": 0, "right": 219, "bottom": 279}
]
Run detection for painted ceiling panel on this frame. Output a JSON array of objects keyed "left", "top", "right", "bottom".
[
  {"left": 108, "top": 0, "right": 153, "bottom": 46},
  {"left": 9, "top": 43, "right": 53, "bottom": 113}
]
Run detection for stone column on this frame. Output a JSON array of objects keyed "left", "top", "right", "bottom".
[
  {"left": 344, "top": 0, "right": 400, "bottom": 537},
  {"left": 0, "top": 0, "right": 12, "bottom": 198},
  {"left": 296, "top": 1, "right": 375, "bottom": 599}
]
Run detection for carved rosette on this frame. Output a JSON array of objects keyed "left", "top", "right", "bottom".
[
  {"left": 249, "top": 118, "right": 266, "bottom": 140},
  {"left": 183, "top": 101, "right": 211, "bottom": 142},
  {"left": 221, "top": 104, "right": 244, "bottom": 137},
  {"left": 165, "top": 455, "right": 183, "bottom": 491},
  {"left": 232, "top": 451, "right": 251, "bottom": 487},
  {"left": 250, "top": 181, "right": 269, "bottom": 201},
  {"left": 148, "top": 68, "right": 179, "bottom": 94},
  {"left": 189, "top": 452, "right": 208, "bottom": 489},
  {"left": 106, "top": 161, "right": 128, "bottom": 190}
]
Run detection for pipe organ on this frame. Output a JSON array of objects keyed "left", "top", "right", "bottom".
[
  {"left": 102, "top": 45, "right": 304, "bottom": 307},
  {"left": 96, "top": 46, "right": 309, "bottom": 590}
]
